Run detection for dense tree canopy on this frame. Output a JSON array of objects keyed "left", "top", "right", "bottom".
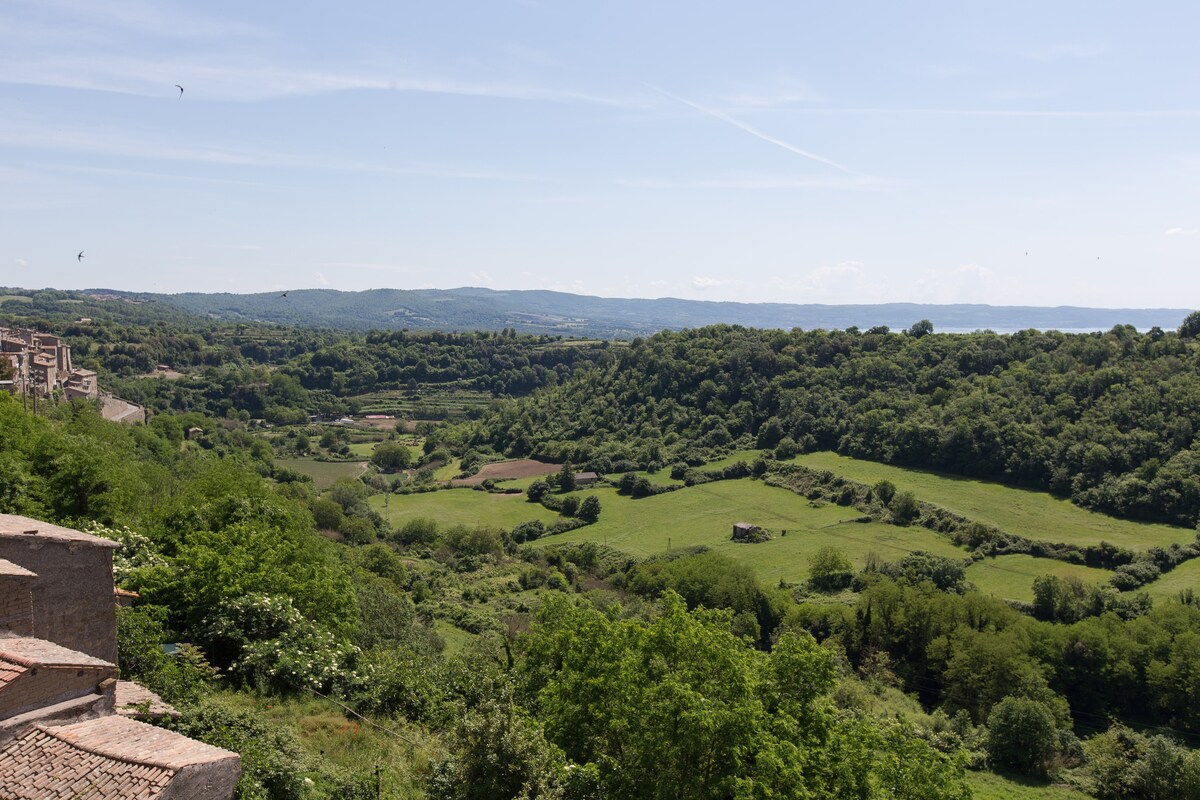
[{"left": 464, "top": 323, "right": 1200, "bottom": 527}]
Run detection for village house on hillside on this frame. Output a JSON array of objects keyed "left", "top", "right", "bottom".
[
  {"left": 0, "top": 327, "right": 99, "bottom": 400},
  {"left": 0, "top": 514, "right": 240, "bottom": 799}
]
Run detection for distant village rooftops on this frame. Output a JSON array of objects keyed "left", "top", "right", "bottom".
[{"left": 0, "top": 515, "right": 119, "bottom": 548}]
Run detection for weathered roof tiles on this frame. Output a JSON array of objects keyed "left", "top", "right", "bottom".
[
  {"left": 46, "top": 715, "right": 238, "bottom": 770},
  {"left": 0, "top": 727, "right": 174, "bottom": 799}
]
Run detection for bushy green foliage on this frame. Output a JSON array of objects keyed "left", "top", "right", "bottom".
[
  {"left": 1084, "top": 723, "right": 1200, "bottom": 800},
  {"left": 808, "top": 546, "right": 854, "bottom": 591},
  {"left": 371, "top": 441, "right": 413, "bottom": 472},
  {"left": 168, "top": 696, "right": 309, "bottom": 800},
  {"left": 518, "top": 591, "right": 972, "bottom": 800},
  {"left": 985, "top": 696, "right": 1060, "bottom": 777},
  {"left": 625, "top": 551, "right": 783, "bottom": 643},
  {"left": 577, "top": 495, "right": 601, "bottom": 523},
  {"left": 116, "top": 605, "right": 217, "bottom": 706},
  {"left": 426, "top": 698, "right": 573, "bottom": 800},
  {"left": 877, "top": 550, "right": 967, "bottom": 592},
  {"left": 469, "top": 324, "right": 1200, "bottom": 528},
  {"left": 889, "top": 490, "right": 921, "bottom": 525}
]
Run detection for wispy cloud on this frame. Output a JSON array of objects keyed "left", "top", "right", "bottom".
[
  {"left": 646, "top": 84, "right": 856, "bottom": 174},
  {"left": 914, "top": 263, "right": 1005, "bottom": 304},
  {"left": 616, "top": 173, "right": 886, "bottom": 191},
  {"left": 6, "top": 0, "right": 263, "bottom": 41},
  {"left": 0, "top": 116, "right": 552, "bottom": 182},
  {"left": 778, "top": 107, "right": 1200, "bottom": 119},
  {"left": 774, "top": 261, "right": 885, "bottom": 302},
  {"left": 693, "top": 276, "right": 740, "bottom": 290},
  {"left": 0, "top": 49, "right": 632, "bottom": 105},
  {"left": 1166, "top": 227, "right": 1199, "bottom": 236}
]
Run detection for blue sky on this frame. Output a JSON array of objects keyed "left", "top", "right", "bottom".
[{"left": 3, "top": 0, "right": 1199, "bottom": 308}]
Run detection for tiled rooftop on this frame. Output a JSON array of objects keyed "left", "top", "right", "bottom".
[
  {"left": 0, "top": 558, "right": 36, "bottom": 578},
  {"left": 0, "top": 514, "right": 119, "bottom": 548},
  {"left": 0, "top": 636, "right": 114, "bottom": 670},
  {"left": 0, "top": 727, "right": 175, "bottom": 799},
  {"left": 0, "top": 657, "right": 28, "bottom": 691},
  {"left": 46, "top": 715, "right": 238, "bottom": 770}
]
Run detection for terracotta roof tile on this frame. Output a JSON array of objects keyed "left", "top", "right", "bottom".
[
  {"left": 0, "top": 657, "right": 29, "bottom": 690},
  {"left": 45, "top": 716, "right": 238, "bottom": 770},
  {"left": 0, "top": 637, "right": 114, "bottom": 670},
  {"left": 0, "top": 728, "right": 175, "bottom": 799},
  {"left": 0, "top": 514, "right": 119, "bottom": 548}
]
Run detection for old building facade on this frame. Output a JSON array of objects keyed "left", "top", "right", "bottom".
[
  {"left": 0, "top": 514, "right": 240, "bottom": 799},
  {"left": 0, "top": 327, "right": 98, "bottom": 400}
]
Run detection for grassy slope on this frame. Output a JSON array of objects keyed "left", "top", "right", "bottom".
[
  {"left": 274, "top": 457, "right": 365, "bottom": 490},
  {"left": 966, "top": 555, "right": 1115, "bottom": 603},
  {"left": 966, "top": 771, "right": 1092, "bottom": 800},
  {"left": 219, "top": 692, "right": 434, "bottom": 799},
  {"left": 791, "top": 452, "right": 1192, "bottom": 550},
  {"left": 369, "top": 488, "right": 560, "bottom": 530},
  {"left": 543, "top": 480, "right": 968, "bottom": 584},
  {"left": 1142, "top": 556, "right": 1200, "bottom": 600}
]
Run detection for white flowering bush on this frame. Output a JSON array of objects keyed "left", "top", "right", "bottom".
[
  {"left": 82, "top": 521, "right": 169, "bottom": 585},
  {"left": 202, "top": 592, "right": 360, "bottom": 693}
]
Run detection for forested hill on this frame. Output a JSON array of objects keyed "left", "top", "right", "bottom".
[
  {"left": 93, "top": 286, "right": 1188, "bottom": 337},
  {"left": 461, "top": 322, "right": 1200, "bottom": 527}
]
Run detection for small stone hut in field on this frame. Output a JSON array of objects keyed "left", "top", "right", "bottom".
[{"left": 732, "top": 522, "right": 771, "bottom": 543}]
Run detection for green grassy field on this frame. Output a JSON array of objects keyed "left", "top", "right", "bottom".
[
  {"left": 543, "top": 480, "right": 969, "bottom": 584},
  {"left": 274, "top": 457, "right": 365, "bottom": 490},
  {"left": 0, "top": 295, "right": 32, "bottom": 305},
  {"left": 351, "top": 384, "right": 494, "bottom": 419},
  {"left": 965, "top": 554, "right": 1115, "bottom": 603},
  {"left": 790, "top": 452, "right": 1192, "bottom": 551},
  {"left": 1142, "top": 557, "right": 1200, "bottom": 601},
  {"left": 702, "top": 449, "right": 766, "bottom": 470},
  {"left": 966, "top": 771, "right": 1091, "bottom": 800},
  {"left": 369, "top": 488, "right": 560, "bottom": 530},
  {"left": 347, "top": 442, "right": 376, "bottom": 458}
]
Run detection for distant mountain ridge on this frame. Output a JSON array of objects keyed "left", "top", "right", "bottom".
[{"left": 94, "top": 287, "right": 1191, "bottom": 337}]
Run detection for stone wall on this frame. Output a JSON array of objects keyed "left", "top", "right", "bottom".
[
  {"left": 0, "top": 539, "right": 117, "bottom": 663},
  {"left": 0, "top": 577, "right": 34, "bottom": 636},
  {"left": 0, "top": 665, "right": 115, "bottom": 721}
]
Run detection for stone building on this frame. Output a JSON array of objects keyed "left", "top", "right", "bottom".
[
  {"left": 0, "top": 514, "right": 240, "bottom": 798},
  {"left": 0, "top": 327, "right": 98, "bottom": 400}
]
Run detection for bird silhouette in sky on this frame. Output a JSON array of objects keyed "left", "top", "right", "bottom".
[
  {"left": 175, "top": 85, "right": 183, "bottom": 97},
  {"left": 77, "top": 251, "right": 84, "bottom": 261}
]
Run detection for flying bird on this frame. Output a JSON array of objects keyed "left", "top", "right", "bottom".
[
  {"left": 77, "top": 251, "right": 84, "bottom": 261},
  {"left": 175, "top": 84, "right": 183, "bottom": 97}
]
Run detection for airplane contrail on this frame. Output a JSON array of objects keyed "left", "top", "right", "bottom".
[{"left": 646, "top": 83, "right": 855, "bottom": 174}]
